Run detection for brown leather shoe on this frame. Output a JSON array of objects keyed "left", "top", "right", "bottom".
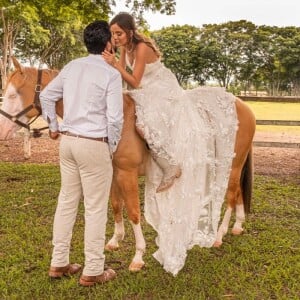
[
  {"left": 48, "top": 263, "right": 82, "bottom": 279},
  {"left": 79, "top": 268, "right": 117, "bottom": 287}
]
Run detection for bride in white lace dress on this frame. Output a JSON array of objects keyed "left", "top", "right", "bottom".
[{"left": 103, "top": 12, "right": 237, "bottom": 276}]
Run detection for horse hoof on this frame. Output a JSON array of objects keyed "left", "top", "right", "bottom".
[
  {"left": 105, "top": 244, "right": 119, "bottom": 251},
  {"left": 213, "top": 241, "right": 222, "bottom": 247},
  {"left": 232, "top": 228, "right": 243, "bottom": 235},
  {"left": 129, "top": 261, "right": 145, "bottom": 272}
]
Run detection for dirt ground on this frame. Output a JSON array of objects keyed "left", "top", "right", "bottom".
[{"left": 0, "top": 131, "right": 299, "bottom": 183}]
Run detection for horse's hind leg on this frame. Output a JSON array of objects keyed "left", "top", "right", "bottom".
[
  {"left": 214, "top": 207, "right": 233, "bottom": 247},
  {"left": 232, "top": 149, "right": 253, "bottom": 235},
  {"left": 215, "top": 99, "right": 255, "bottom": 247},
  {"left": 215, "top": 150, "right": 253, "bottom": 247},
  {"left": 214, "top": 168, "right": 243, "bottom": 247},
  {"left": 231, "top": 202, "right": 246, "bottom": 235}
]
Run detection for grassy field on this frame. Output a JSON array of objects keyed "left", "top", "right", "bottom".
[
  {"left": 0, "top": 162, "right": 299, "bottom": 300},
  {"left": 246, "top": 101, "right": 300, "bottom": 134}
]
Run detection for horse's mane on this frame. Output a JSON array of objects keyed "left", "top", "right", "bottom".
[
  {"left": 7, "top": 66, "right": 59, "bottom": 90},
  {"left": 23, "top": 66, "right": 59, "bottom": 79}
]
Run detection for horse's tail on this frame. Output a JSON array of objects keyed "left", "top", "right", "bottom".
[{"left": 240, "top": 147, "right": 253, "bottom": 214}]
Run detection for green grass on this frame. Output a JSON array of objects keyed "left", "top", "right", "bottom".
[
  {"left": 246, "top": 101, "right": 300, "bottom": 134},
  {"left": 247, "top": 102, "right": 300, "bottom": 121},
  {"left": 0, "top": 162, "right": 299, "bottom": 299}
]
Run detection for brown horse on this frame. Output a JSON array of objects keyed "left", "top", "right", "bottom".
[{"left": 0, "top": 57, "right": 256, "bottom": 271}]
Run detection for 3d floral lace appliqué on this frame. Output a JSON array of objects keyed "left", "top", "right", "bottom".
[{"left": 127, "top": 61, "right": 238, "bottom": 276}]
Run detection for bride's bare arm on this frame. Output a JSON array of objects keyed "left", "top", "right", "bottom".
[
  {"left": 102, "top": 43, "right": 149, "bottom": 89},
  {"left": 117, "top": 47, "right": 126, "bottom": 69}
]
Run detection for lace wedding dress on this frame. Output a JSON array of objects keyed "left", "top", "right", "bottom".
[{"left": 126, "top": 59, "right": 238, "bottom": 276}]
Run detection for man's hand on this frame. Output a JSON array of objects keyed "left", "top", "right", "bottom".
[{"left": 49, "top": 130, "right": 60, "bottom": 140}]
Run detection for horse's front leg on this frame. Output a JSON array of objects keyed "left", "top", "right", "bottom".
[
  {"left": 118, "top": 168, "right": 146, "bottom": 272},
  {"left": 128, "top": 220, "right": 145, "bottom": 272},
  {"left": 23, "top": 128, "right": 31, "bottom": 159},
  {"left": 105, "top": 180, "right": 125, "bottom": 251},
  {"left": 122, "top": 170, "right": 146, "bottom": 272},
  {"left": 109, "top": 168, "right": 145, "bottom": 271}
]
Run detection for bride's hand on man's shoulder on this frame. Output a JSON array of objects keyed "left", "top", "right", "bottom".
[{"left": 102, "top": 50, "right": 116, "bottom": 66}]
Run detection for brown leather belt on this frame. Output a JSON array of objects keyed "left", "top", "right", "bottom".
[{"left": 61, "top": 131, "right": 108, "bottom": 143}]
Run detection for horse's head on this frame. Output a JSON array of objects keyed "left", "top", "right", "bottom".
[{"left": 0, "top": 57, "right": 58, "bottom": 140}]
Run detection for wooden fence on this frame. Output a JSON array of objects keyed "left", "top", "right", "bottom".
[
  {"left": 239, "top": 96, "right": 300, "bottom": 149},
  {"left": 238, "top": 95, "right": 300, "bottom": 103}
]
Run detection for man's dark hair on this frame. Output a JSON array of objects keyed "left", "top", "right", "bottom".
[{"left": 84, "top": 20, "right": 111, "bottom": 54}]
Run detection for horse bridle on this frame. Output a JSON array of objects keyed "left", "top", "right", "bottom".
[{"left": 0, "top": 69, "right": 48, "bottom": 137}]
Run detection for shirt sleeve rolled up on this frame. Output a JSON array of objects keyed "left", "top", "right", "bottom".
[{"left": 40, "top": 71, "right": 64, "bottom": 132}]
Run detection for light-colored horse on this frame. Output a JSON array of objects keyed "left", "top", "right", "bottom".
[{"left": 0, "top": 57, "right": 256, "bottom": 271}]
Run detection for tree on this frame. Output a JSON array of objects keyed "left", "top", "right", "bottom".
[
  {"left": 274, "top": 27, "right": 300, "bottom": 95},
  {"left": 0, "top": 1, "right": 42, "bottom": 89},
  {"left": 199, "top": 20, "right": 259, "bottom": 89},
  {"left": 254, "top": 25, "right": 300, "bottom": 96},
  {"left": 16, "top": 0, "right": 111, "bottom": 68},
  {"left": 0, "top": 0, "right": 176, "bottom": 89},
  {"left": 152, "top": 25, "right": 206, "bottom": 85}
]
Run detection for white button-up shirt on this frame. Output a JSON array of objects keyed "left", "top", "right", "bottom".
[{"left": 40, "top": 54, "right": 123, "bottom": 153}]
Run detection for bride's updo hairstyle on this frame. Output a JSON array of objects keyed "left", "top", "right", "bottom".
[{"left": 110, "top": 12, "right": 161, "bottom": 57}]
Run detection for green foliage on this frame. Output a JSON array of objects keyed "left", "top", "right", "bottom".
[
  {"left": 199, "top": 20, "right": 258, "bottom": 88},
  {"left": 247, "top": 101, "right": 300, "bottom": 134},
  {"left": 254, "top": 26, "right": 300, "bottom": 96},
  {"left": 247, "top": 101, "right": 300, "bottom": 121},
  {"left": 0, "top": 162, "right": 299, "bottom": 299},
  {"left": 0, "top": 0, "right": 176, "bottom": 72},
  {"left": 125, "top": 0, "right": 176, "bottom": 14},
  {"left": 13, "top": 0, "right": 113, "bottom": 67},
  {"left": 152, "top": 25, "right": 206, "bottom": 85},
  {"left": 152, "top": 21, "right": 300, "bottom": 95},
  {"left": 1, "top": 1, "right": 300, "bottom": 96}
]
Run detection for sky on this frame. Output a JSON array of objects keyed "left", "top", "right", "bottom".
[{"left": 114, "top": 0, "right": 300, "bottom": 30}]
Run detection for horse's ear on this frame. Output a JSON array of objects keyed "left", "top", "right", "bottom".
[{"left": 11, "top": 56, "right": 25, "bottom": 74}]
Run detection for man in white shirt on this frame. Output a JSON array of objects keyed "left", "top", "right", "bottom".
[{"left": 40, "top": 20, "right": 123, "bottom": 286}]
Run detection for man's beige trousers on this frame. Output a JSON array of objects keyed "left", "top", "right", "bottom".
[{"left": 50, "top": 135, "right": 112, "bottom": 276}]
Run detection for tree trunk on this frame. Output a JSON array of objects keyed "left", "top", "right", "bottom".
[{"left": 1, "top": 8, "right": 18, "bottom": 90}]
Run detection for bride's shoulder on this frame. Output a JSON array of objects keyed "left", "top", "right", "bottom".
[
  {"left": 136, "top": 42, "right": 158, "bottom": 63},
  {"left": 135, "top": 42, "right": 148, "bottom": 51}
]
